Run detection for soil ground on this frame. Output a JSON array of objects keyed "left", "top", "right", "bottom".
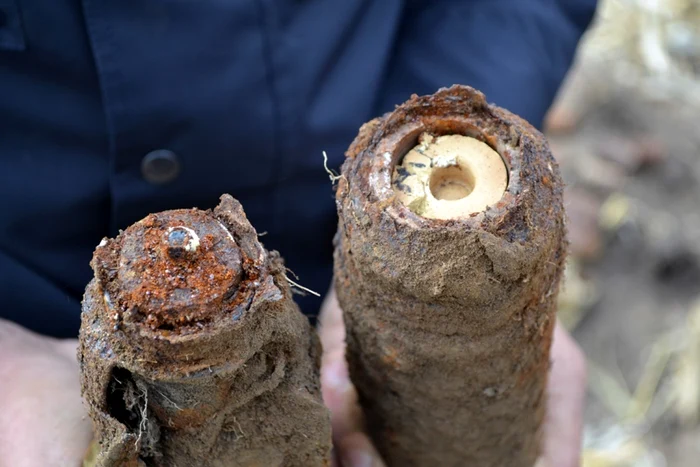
[{"left": 548, "top": 57, "right": 700, "bottom": 466}]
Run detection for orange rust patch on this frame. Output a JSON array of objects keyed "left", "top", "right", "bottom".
[
  {"left": 382, "top": 347, "right": 400, "bottom": 369},
  {"left": 111, "top": 210, "right": 244, "bottom": 331}
]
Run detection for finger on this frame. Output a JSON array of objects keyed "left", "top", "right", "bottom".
[
  {"left": 321, "top": 356, "right": 365, "bottom": 443},
  {"left": 318, "top": 287, "right": 345, "bottom": 359},
  {"left": 542, "top": 320, "right": 587, "bottom": 467},
  {"left": 0, "top": 318, "right": 53, "bottom": 354},
  {"left": 339, "top": 432, "right": 386, "bottom": 467},
  {"left": 318, "top": 287, "right": 366, "bottom": 441},
  {"left": 54, "top": 338, "right": 79, "bottom": 362},
  {"left": 0, "top": 345, "right": 93, "bottom": 467}
]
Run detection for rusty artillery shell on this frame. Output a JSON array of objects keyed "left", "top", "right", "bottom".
[
  {"left": 79, "top": 195, "right": 331, "bottom": 467},
  {"left": 334, "top": 86, "right": 566, "bottom": 467}
]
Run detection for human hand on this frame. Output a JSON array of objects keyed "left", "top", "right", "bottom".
[
  {"left": 318, "top": 290, "right": 385, "bottom": 467},
  {"left": 0, "top": 318, "right": 92, "bottom": 467},
  {"left": 318, "top": 290, "right": 587, "bottom": 467}
]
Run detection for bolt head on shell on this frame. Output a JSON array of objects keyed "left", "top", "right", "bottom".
[{"left": 166, "top": 226, "right": 201, "bottom": 259}]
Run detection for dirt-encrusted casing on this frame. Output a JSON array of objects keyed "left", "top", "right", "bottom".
[
  {"left": 79, "top": 194, "right": 331, "bottom": 467},
  {"left": 334, "top": 86, "right": 567, "bottom": 467}
]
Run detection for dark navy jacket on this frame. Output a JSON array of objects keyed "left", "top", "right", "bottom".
[{"left": 0, "top": 0, "right": 596, "bottom": 337}]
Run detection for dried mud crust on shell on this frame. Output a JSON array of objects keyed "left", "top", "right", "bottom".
[
  {"left": 79, "top": 194, "right": 331, "bottom": 467},
  {"left": 334, "top": 86, "right": 567, "bottom": 467}
]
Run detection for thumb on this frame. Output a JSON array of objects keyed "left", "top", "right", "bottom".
[
  {"left": 318, "top": 288, "right": 385, "bottom": 467},
  {"left": 339, "top": 432, "right": 386, "bottom": 467},
  {"left": 318, "top": 288, "right": 364, "bottom": 442}
]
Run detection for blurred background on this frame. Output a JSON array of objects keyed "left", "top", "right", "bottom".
[{"left": 546, "top": 0, "right": 700, "bottom": 465}]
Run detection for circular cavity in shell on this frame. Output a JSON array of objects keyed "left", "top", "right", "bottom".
[{"left": 392, "top": 133, "right": 508, "bottom": 219}]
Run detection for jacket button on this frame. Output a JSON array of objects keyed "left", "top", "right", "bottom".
[{"left": 141, "top": 149, "right": 180, "bottom": 184}]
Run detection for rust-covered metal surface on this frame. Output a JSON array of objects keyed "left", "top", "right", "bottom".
[
  {"left": 334, "top": 86, "right": 567, "bottom": 466},
  {"left": 79, "top": 194, "right": 331, "bottom": 467}
]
